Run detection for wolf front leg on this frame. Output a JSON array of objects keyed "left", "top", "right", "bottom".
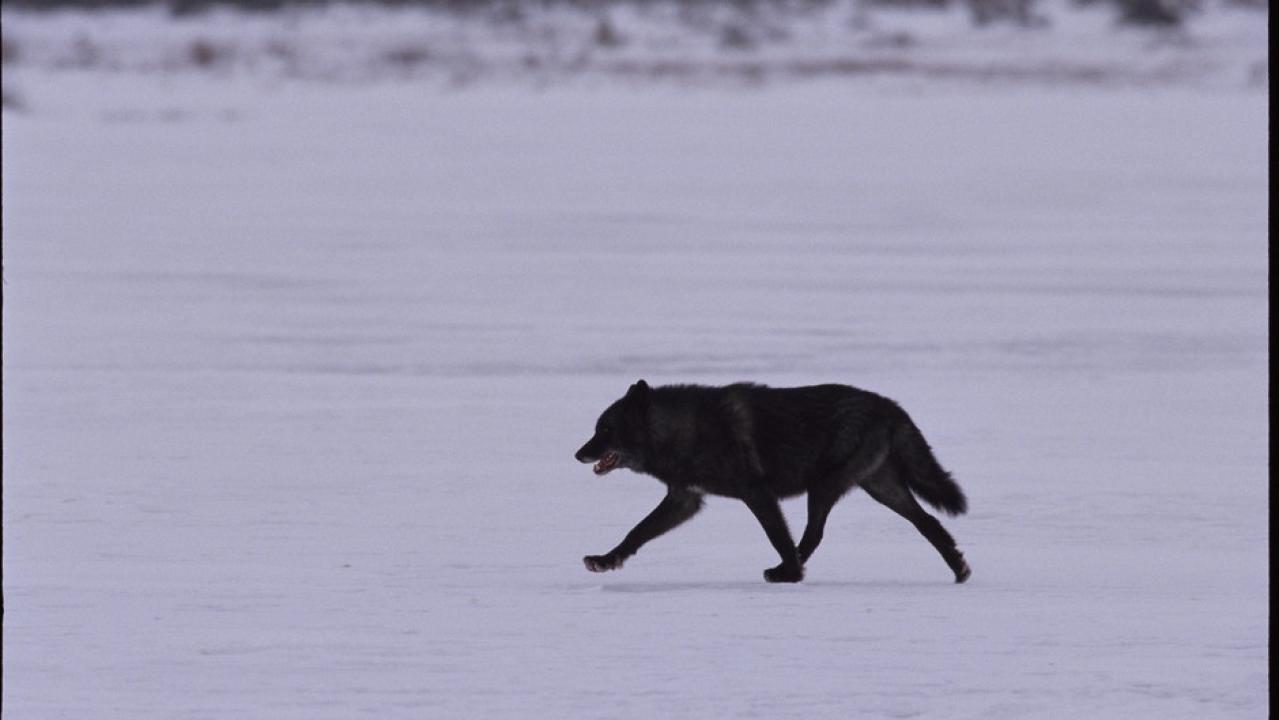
[
  {"left": 584, "top": 487, "right": 704, "bottom": 573},
  {"left": 742, "top": 491, "right": 804, "bottom": 583}
]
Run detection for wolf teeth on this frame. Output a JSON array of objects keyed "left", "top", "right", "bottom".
[{"left": 593, "top": 452, "right": 619, "bottom": 474}]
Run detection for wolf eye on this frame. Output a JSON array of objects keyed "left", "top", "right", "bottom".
[{"left": 598, "top": 426, "right": 611, "bottom": 436}]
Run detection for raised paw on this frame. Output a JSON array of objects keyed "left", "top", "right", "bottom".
[
  {"left": 763, "top": 563, "right": 804, "bottom": 583},
  {"left": 583, "top": 553, "right": 625, "bottom": 573},
  {"left": 954, "top": 559, "right": 972, "bottom": 584}
]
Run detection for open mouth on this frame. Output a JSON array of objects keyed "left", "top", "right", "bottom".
[{"left": 593, "top": 451, "right": 620, "bottom": 475}]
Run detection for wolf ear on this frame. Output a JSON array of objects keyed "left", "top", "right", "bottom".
[{"left": 624, "top": 379, "right": 650, "bottom": 412}]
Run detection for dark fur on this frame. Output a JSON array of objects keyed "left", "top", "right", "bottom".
[{"left": 575, "top": 380, "right": 971, "bottom": 584}]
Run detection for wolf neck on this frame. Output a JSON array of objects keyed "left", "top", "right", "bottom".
[
  {"left": 641, "top": 385, "right": 761, "bottom": 484},
  {"left": 642, "top": 397, "right": 699, "bottom": 481}
]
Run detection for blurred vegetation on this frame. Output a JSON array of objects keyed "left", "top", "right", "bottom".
[{"left": 0, "top": 0, "right": 1266, "bottom": 27}]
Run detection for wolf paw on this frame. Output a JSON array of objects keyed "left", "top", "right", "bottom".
[
  {"left": 954, "top": 560, "right": 972, "bottom": 584},
  {"left": 763, "top": 563, "right": 804, "bottom": 583},
  {"left": 584, "top": 554, "right": 624, "bottom": 573}
]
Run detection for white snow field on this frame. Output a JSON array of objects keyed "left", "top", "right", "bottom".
[{"left": 2, "top": 17, "right": 1269, "bottom": 719}]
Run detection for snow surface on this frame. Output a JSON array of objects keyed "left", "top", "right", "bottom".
[{"left": 1, "top": 23, "right": 1270, "bottom": 720}]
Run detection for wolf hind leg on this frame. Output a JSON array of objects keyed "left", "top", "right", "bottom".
[
  {"left": 796, "top": 488, "right": 838, "bottom": 564},
  {"left": 861, "top": 462, "right": 971, "bottom": 583},
  {"left": 799, "top": 435, "right": 891, "bottom": 565},
  {"left": 742, "top": 491, "right": 804, "bottom": 583}
]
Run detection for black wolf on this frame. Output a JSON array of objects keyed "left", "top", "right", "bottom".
[{"left": 575, "top": 380, "right": 971, "bottom": 584}]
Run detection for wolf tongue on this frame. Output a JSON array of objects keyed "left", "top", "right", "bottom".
[{"left": 593, "top": 453, "right": 617, "bottom": 474}]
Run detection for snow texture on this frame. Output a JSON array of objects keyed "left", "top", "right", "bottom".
[{"left": 1, "top": 13, "right": 1269, "bottom": 719}]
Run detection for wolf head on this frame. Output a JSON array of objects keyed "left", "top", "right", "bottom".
[{"left": 575, "top": 380, "right": 651, "bottom": 476}]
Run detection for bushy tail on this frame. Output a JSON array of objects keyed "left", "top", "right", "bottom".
[{"left": 894, "top": 422, "right": 967, "bottom": 516}]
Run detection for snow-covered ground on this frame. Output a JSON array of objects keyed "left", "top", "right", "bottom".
[{"left": 1, "top": 10, "right": 1269, "bottom": 717}]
